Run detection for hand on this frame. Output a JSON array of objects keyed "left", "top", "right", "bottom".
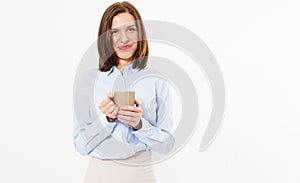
[
  {"left": 99, "top": 92, "right": 118, "bottom": 122},
  {"left": 117, "top": 100, "right": 143, "bottom": 130}
]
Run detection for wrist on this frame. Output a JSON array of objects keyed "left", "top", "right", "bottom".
[
  {"left": 133, "top": 119, "right": 142, "bottom": 131},
  {"left": 106, "top": 116, "right": 116, "bottom": 122}
]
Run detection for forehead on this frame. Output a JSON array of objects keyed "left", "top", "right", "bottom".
[{"left": 111, "top": 12, "right": 136, "bottom": 29}]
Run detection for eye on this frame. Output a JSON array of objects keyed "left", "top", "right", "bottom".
[
  {"left": 128, "top": 27, "right": 136, "bottom": 32},
  {"left": 110, "top": 30, "right": 118, "bottom": 35}
]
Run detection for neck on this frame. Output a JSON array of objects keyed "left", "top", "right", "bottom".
[{"left": 117, "top": 59, "right": 133, "bottom": 73}]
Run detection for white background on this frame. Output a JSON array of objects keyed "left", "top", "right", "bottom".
[{"left": 1, "top": 0, "right": 300, "bottom": 182}]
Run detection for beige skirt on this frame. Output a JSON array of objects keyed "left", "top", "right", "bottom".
[{"left": 84, "top": 151, "right": 157, "bottom": 183}]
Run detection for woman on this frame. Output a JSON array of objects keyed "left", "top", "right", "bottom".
[{"left": 73, "top": 1, "right": 174, "bottom": 182}]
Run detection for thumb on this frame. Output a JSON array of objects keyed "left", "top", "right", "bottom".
[
  {"left": 107, "top": 92, "right": 113, "bottom": 99},
  {"left": 135, "top": 100, "right": 141, "bottom": 107}
]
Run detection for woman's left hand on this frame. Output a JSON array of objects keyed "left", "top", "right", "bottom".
[{"left": 117, "top": 100, "right": 142, "bottom": 130}]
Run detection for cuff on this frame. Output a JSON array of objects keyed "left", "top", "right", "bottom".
[
  {"left": 132, "top": 117, "right": 155, "bottom": 138},
  {"left": 100, "top": 114, "right": 117, "bottom": 133}
]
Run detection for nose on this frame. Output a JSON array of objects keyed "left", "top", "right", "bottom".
[{"left": 120, "top": 31, "right": 129, "bottom": 43}]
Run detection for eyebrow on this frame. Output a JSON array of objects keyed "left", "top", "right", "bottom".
[{"left": 111, "top": 24, "right": 136, "bottom": 30}]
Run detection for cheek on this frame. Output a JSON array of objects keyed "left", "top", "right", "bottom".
[
  {"left": 112, "top": 37, "right": 118, "bottom": 48},
  {"left": 128, "top": 32, "right": 138, "bottom": 42},
  {"left": 132, "top": 42, "right": 138, "bottom": 50},
  {"left": 133, "top": 34, "right": 138, "bottom": 42}
]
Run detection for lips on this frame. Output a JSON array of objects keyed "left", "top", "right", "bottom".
[{"left": 118, "top": 45, "right": 131, "bottom": 51}]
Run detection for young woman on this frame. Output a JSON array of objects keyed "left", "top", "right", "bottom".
[{"left": 73, "top": 2, "right": 174, "bottom": 182}]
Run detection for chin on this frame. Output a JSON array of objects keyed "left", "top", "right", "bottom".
[{"left": 116, "top": 53, "right": 135, "bottom": 60}]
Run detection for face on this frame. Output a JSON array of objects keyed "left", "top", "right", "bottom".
[{"left": 111, "top": 12, "right": 138, "bottom": 62}]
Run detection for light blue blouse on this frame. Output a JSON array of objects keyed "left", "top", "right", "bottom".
[{"left": 73, "top": 64, "right": 175, "bottom": 159}]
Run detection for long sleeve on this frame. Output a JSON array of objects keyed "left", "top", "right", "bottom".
[
  {"left": 73, "top": 66, "right": 175, "bottom": 160},
  {"left": 132, "top": 78, "right": 175, "bottom": 154},
  {"left": 73, "top": 70, "right": 116, "bottom": 156}
]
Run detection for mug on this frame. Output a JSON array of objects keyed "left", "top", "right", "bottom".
[{"left": 113, "top": 91, "right": 135, "bottom": 107}]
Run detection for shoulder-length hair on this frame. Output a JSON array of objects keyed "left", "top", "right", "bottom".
[{"left": 97, "top": 1, "right": 149, "bottom": 72}]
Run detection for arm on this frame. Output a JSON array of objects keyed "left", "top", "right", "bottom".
[
  {"left": 132, "top": 79, "right": 175, "bottom": 155},
  {"left": 73, "top": 71, "right": 116, "bottom": 155}
]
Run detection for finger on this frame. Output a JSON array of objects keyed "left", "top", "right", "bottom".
[
  {"left": 113, "top": 106, "right": 119, "bottom": 114},
  {"left": 117, "top": 114, "right": 136, "bottom": 123},
  {"left": 111, "top": 105, "right": 118, "bottom": 116},
  {"left": 100, "top": 92, "right": 114, "bottom": 108},
  {"left": 108, "top": 111, "right": 117, "bottom": 119},
  {"left": 107, "top": 92, "right": 113, "bottom": 99},
  {"left": 119, "top": 105, "right": 136, "bottom": 111},
  {"left": 117, "top": 110, "right": 137, "bottom": 117},
  {"left": 116, "top": 115, "right": 128, "bottom": 124},
  {"left": 119, "top": 107, "right": 143, "bottom": 115},
  {"left": 135, "top": 100, "right": 141, "bottom": 107},
  {"left": 106, "top": 105, "right": 115, "bottom": 115},
  {"left": 99, "top": 97, "right": 111, "bottom": 109},
  {"left": 108, "top": 106, "right": 118, "bottom": 118},
  {"left": 103, "top": 101, "right": 114, "bottom": 114}
]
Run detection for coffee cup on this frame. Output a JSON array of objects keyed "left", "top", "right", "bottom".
[{"left": 113, "top": 91, "right": 135, "bottom": 107}]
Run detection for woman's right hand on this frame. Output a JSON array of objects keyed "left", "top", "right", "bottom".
[{"left": 99, "top": 92, "right": 118, "bottom": 122}]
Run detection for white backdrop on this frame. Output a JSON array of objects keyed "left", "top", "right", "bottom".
[{"left": 1, "top": 0, "right": 300, "bottom": 182}]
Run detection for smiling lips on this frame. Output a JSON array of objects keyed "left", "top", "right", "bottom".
[{"left": 118, "top": 45, "right": 131, "bottom": 51}]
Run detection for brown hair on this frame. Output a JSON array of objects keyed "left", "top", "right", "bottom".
[{"left": 97, "top": 1, "right": 149, "bottom": 72}]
